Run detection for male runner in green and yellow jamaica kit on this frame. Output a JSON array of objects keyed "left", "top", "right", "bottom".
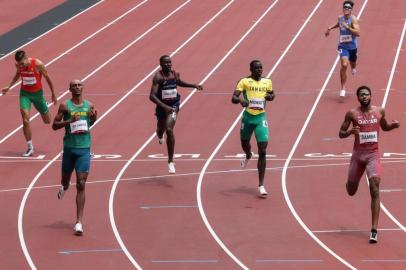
[
  {"left": 232, "top": 60, "right": 275, "bottom": 198},
  {"left": 52, "top": 80, "right": 97, "bottom": 235}
]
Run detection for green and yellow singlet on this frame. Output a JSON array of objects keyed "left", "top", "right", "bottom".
[
  {"left": 63, "top": 99, "right": 91, "bottom": 148},
  {"left": 235, "top": 77, "right": 273, "bottom": 115}
]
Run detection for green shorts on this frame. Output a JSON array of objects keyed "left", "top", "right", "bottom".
[
  {"left": 19, "top": 89, "right": 48, "bottom": 114},
  {"left": 240, "top": 110, "right": 269, "bottom": 142}
]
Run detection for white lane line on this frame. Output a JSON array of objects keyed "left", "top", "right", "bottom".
[
  {"left": 0, "top": 0, "right": 169, "bottom": 144},
  {"left": 0, "top": 155, "right": 45, "bottom": 160},
  {"left": 281, "top": 1, "right": 368, "bottom": 270},
  {"left": 195, "top": 1, "right": 325, "bottom": 269},
  {"left": 313, "top": 228, "right": 402, "bottom": 233},
  {"left": 151, "top": 259, "right": 218, "bottom": 263},
  {"left": 256, "top": 259, "right": 323, "bottom": 263},
  {"left": 109, "top": 0, "right": 287, "bottom": 268},
  {"left": 0, "top": 0, "right": 105, "bottom": 61},
  {"left": 0, "top": 161, "right": 352, "bottom": 194},
  {"left": 368, "top": 19, "right": 406, "bottom": 232},
  {"left": 18, "top": 154, "right": 61, "bottom": 270},
  {"left": 140, "top": 205, "right": 197, "bottom": 210},
  {"left": 17, "top": 1, "right": 194, "bottom": 269},
  {"left": 10, "top": 159, "right": 405, "bottom": 195},
  {"left": 381, "top": 189, "right": 406, "bottom": 192},
  {"left": 382, "top": 20, "right": 406, "bottom": 107},
  {"left": 7, "top": 156, "right": 406, "bottom": 163},
  {"left": 362, "top": 259, "right": 406, "bottom": 263},
  {"left": 58, "top": 248, "right": 122, "bottom": 255}
]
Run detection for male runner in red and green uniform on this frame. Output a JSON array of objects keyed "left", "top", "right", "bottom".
[
  {"left": 2, "top": 50, "right": 57, "bottom": 156},
  {"left": 149, "top": 55, "right": 203, "bottom": 174},
  {"left": 339, "top": 86, "right": 399, "bottom": 243},
  {"left": 232, "top": 60, "right": 275, "bottom": 198},
  {"left": 52, "top": 80, "right": 97, "bottom": 235}
]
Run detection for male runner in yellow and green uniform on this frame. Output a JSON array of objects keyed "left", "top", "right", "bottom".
[
  {"left": 2, "top": 50, "right": 57, "bottom": 156},
  {"left": 52, "top": 80, "right": 97, "bottom": 235},
  {"left": 232, "top": 60, "right": 275, "bottom": 198}
]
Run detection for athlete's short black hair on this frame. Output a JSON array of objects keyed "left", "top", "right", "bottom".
[
  {"left": 250, "top": 60, "right": 261, "bottom": 69},
  {"left": 15, "top": 50, "right": 26, "bottom": 62},
  {"left": 356, "top": 85, "right": 371, "bottom": 96},
  {"left": 343, "top": 0, "right": 354, "bottom": 8},
  {"left": 159, "top": 55, "right": 170, "bottom": 63}
]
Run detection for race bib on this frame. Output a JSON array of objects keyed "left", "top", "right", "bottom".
[
  {"left": 70, "top": 119, "right": 88, "bottom": 134},
  {"left": 340, "top": 35, "right": 352, "bottom": 43},
  {"left": 22, "top": 76, "right": 37, "bottom": 86},
  {"left": 162, "top": 88, "right": 177, "bottom": 100},
  {"left": 248, "top": 98, "right": 265, "bottom": 110},
  {"left": 359, "top": 131, "right": 378, "bottom": 144}
]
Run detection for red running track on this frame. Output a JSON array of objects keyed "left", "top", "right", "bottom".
[
  {"left": 0, "top": 0, "right": 64, "bottom": 36},
  {"left": 2, "top": 0, "right": 406, "bottom": 269}
]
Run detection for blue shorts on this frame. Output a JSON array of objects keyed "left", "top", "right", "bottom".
[
  {"left": 155, "top": 101, "right": 180, "bottom": 120},
  {"left": 338, "top": 46, "right": 357, "bottom": 63},
  {"left": 62, "top": 147, "right": 91, "bottom": 174}
]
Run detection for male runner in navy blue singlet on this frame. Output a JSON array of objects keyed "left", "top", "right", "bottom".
[{"left": 149, "top": 55, "right": 203, "bottom": 174}]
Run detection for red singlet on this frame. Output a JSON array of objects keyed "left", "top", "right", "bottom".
[{"left": 18, "top": 58, "right": 43, "bottom": 92}]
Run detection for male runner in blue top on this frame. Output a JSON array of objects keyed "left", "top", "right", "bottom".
[
  {"left": 325, "top": 1, "right": 360, "bottom": 98},
  {"left": 149, "top": 55, "right": 203, "bottom": 174}
]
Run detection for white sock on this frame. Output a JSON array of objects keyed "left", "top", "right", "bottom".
[{"left": 27, "top": 140, "right": 33, "bottom": 149}]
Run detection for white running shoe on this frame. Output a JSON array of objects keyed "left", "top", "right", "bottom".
[
  {"left": 351, "top": 68, "right": 357, "bottom": 75},
  {"left": 57, "top": 186, "right": 65, "bottom": 200},
  {"left": 369, "top": 229, "right": 378, "bottom": 244},
  {"left": 339, "top": 89, "right": 346, "bottom": 97},
  {"left": 74, "top": 223, "right": 83, "bottom": 236},
  {"left": 240, "top": 152, "right": 253, "bottom": 168},
  {"left": 258, "top": 185, "right": 268, "bottom": 198},
  {"left": 22, "top": 147, "right": 34, "bottom": 157},
  {"left": 168, "top": 162, "right": 176, "bottom": 174}
]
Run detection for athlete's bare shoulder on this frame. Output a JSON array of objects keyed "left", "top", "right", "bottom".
[
  {"left": 57, "top": 101, "right": 68, "bottom": 113},
  {"left": 152, "top": 71, "right": 164, "bottom": 83},
  {"left": 34, "top": 58, "right": 43, "bottom": 64},
  {"left": 347, "top": 108, "right": 358, "bottom": 119},
  {"left": 374, "top": 106, "right": 385, "bottom": 116},
  {"left": 371, "top": 105, "right": 383, "bottom": 113}
]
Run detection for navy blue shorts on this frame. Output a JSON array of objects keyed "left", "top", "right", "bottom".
[
  {"left": 338, "top": 46, "right": 357, "bottom": 63},
  {"left": 155, "top": 102, "right": 180, "bottom": 120},
  {"left": 62, "top": 147, "right": 91, "bottom": 174}
]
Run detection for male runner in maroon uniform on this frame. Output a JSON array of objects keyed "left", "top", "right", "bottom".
[
  {"left": 339, "top": 86, "right": 399, "bottom": 243},
  {"left": 2, "top": 50, "right": 57, "bottom": 156}
]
